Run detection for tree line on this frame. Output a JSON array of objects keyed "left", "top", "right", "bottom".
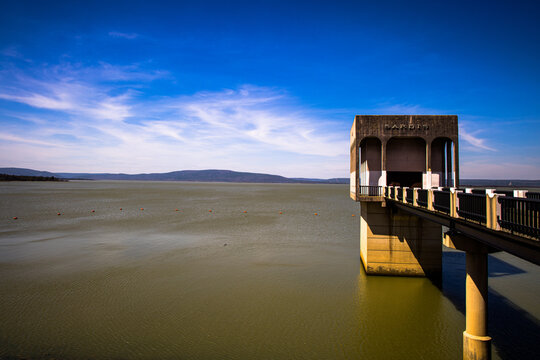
[{"left": 0, "top": 174, "right": 67, "bottom": 182}]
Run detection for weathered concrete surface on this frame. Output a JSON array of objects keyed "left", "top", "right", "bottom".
[
  {"left": 350, "top": 115, "right": 460, "bottom": 199},
  {"left": 359, "top": 201, "right": 442, "bottom": 276}
]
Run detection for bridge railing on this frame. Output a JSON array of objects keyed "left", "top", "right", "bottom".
[
  {"left": 396, "top": 188, "right": 403, "bottom": 201},
  {"left": 433, "top": 190, "right": 451, "bottom": 214},
  {"left": 498, "top": 196, "right": 540, "bottom": 239},
  {"left": 417, "top": 189, "right": 428, "bottom": 207},
  {"left": 405, "top": 188, "right": 414, "bottom": 204},
  {"left": 359, "top": 185, "right": 383, "bottom": 197},
  {"left": 457, "top": 192, "right": 487, "bottom": 224},
  {"left": 356, "top": 185, "right": 539, "bottom": 240}
]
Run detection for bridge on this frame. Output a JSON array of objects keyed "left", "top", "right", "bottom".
[{"left": 350, "top": 115, "right": 540, "bottom": 360}]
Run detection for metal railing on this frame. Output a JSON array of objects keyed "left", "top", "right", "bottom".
[
  {"left": 417, "top": 189, "right": 428, "bottom": 207},
  {"left": 498, "top": 197, "right": 540, "bottom": 239},
  {"left": 354, "top": 185, "right": 539, "bottom": 240},
  {"left": 406, "top": 188, "right": 414, "bottom": 204},
  {"left": 457, "top": 193, "right": 486, "bottom": 223},
  {"left": 471, "top": 189, "right": 487, "bottom": 195},
  {"left": 433, "top": 190, "right": 451, "bottom": 214},
  {"left": 359, "top": 186, "right": 383, "bottom": 197}
]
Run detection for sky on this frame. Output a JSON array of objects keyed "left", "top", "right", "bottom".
[{"left": 0, "top": 0, "right": 539, "bottom": 179}]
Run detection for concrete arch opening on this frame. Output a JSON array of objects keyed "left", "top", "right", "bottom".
[
  {"left": 359, "top": 137, "right": 383, "bottom": 186},
  {"left": 386, "top": 137, "right": 425, "bottom": 188},
  {"left": 432, "top": 137, "right": 456, "bottom": 187}
]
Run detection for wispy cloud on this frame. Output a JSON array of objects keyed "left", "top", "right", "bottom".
[
  {"left": 459, "top": 124, "right": 496, "bottom": 152},
  {"left": 1, "top": 46, "right": 23, "bottom": 58},
  {"left": 0, "top": 62, "right": 348, "bottom": 177},
  {"left": 108, "top": 31, "right": 139, "bottom": 40}
]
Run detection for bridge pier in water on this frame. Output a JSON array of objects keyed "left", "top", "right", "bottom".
[
  {"left": 464, "top": 250, "right": 491, "bottom": 360},
  {"left": 444, "top": 233, "right": 492, "bottom": 360}
]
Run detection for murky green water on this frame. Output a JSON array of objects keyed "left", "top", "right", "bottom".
[{"left": 0, "top": 181, "right": 538, "bottom": 359}]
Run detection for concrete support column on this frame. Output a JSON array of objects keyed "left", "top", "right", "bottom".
[
  {"left": 463, "top": 251, "right": 491, "bottom": 360},
  {"left": 446, "top": 140, "right": 452, "bottom": 187},
  {"left": 381, "top": 141, "right": 386, "bottom": 172},
  {"left": 424, "top": 141, "right": 431, "bottom": 189},
  {"left": 426, "top": 141, "right": 431, "bottom": 173},
  {"left": 380, "top": 141, "right": 387, "bottom": 187},
  {"left": 453, "top": 139, "right": 459, "bottom": 187}
]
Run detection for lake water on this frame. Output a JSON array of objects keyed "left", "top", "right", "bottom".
[{"left": 0, "top": 181, "right": 538, "bottom": 359}]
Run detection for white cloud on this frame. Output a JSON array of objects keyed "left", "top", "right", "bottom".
[
  {"left": 459, "top": 124, "right": 496, "bottom": 152},
  {"left": 0, "top": 63, "right": 348, "bottom": 177}
]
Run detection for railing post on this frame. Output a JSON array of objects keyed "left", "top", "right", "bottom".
[
  {"left": 413, "top": 188, "right": 418, "bottom": 206},
  {"left": 427, "top": 189, "right": 434, "bottom": 211},
  {"left": 403, "top": 187, "right": 408, "bottom": 203},
  {"left": 486, "top": 193, "right": 500, "bottom": 230},
  {"left": 450, "top": 188, "right": 458, "bottom": 218}
]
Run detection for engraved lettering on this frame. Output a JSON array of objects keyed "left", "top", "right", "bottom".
[{"left": 383, "top": 123, "right": 430, "bottom": 131}]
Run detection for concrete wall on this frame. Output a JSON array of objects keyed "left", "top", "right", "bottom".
[
  {"left": 386, "top": 137, "right": 425, "bottom": 172},
  {"left": 360, "top": 138, "right": 382, "bottom": 186},
  {"left": 360, "top": 201, "right": 442, "bottom": 276}
]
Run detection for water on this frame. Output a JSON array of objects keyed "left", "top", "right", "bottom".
[{"left": 0, "top": 181, "right": 538, "bottom": 359}]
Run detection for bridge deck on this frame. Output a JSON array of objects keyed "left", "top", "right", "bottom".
[{"left": 355, "top": 186, "right": 540, "bottom": 265}]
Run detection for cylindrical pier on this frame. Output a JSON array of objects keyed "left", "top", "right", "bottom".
[{"left": 463, "top": 250, "right": 491, "bottom": 360}]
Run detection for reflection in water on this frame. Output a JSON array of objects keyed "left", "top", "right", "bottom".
[{"left": 0, "top": 181, "right": 538, "bottom": 359}]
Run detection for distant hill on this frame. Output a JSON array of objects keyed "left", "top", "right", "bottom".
[
  {"left": 0, "top": 168, "right": 349, "bottom": 184},
  {"left": 0, "top": 168, "right": 59, "bottom": 177},
  {"left": 459, "top": 179, "right": 540, "bottom": 188},
  {"left": 3, "top": 168, "right": 539, "bottom": 187}
]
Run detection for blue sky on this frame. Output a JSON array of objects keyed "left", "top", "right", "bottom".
[{"left": 0, "top": 0, "right": 539, "bottom": 179}]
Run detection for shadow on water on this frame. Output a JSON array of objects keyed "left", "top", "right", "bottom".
[{"left": 440, "top": 250, "right": 540, "bottom": 360}]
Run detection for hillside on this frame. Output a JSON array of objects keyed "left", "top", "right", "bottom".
[{"left": 0, "top": 168, "right": 349, "bottom": 184}]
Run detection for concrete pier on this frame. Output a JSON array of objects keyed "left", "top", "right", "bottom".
[
  {"left": 463, "top": 250, "right": 491, "bottom": 360},
  {"left": 360, "top": 201, "right": 442, "bottom": 276},
  {"left": 444, "top": 233, "right": 492, "bottom": 360}
]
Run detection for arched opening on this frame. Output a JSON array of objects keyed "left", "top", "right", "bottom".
[
  {"left": 359, "top": 137, "right": 382, "bottom": 186},
  {"left": 432, "top": 137, "right": 454, "bottom": 187},
  {"left": 386, "top": 137, "right": 425, "bottom": 187}
]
